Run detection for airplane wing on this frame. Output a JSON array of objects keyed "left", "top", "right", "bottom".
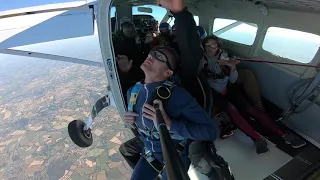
[{"left": 0, "top": 1, "right": 103, "bottom": 67}]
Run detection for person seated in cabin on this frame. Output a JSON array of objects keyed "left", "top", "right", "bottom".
[
  {"left": 151, "top": 22, "right": 173, "bottom": 47},
  {"left": 156, "top": 23, "right": 176, "bottom": 45},
  {"left": 195, "top": 26, "right": 265, "bottom": 111},
  {"left": 143, "top": 18, "right": 159, "bottom": 45},
  {"left": 123, "top": 45, "right": 219, "bottom": 180},
  {"left": 195, "top": 26, "right": 236, "bottom": 139},
  {"left": 151, "top": 22, "right": 181, "bottom": 58},
  {"left": 148, "top": 19, "right": 159, "bottom": 44},
  {"left": 200, "top": 35, "right": 306, "bottom": 154},
  {"left": 113, "top": 21, "right": 147, "bottom": 102}
]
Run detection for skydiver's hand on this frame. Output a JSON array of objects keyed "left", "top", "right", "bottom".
[
  {"left": 124, "top": 111, "right": 138, "bottom": 124},
  {"left": 217, "top": 59, "right": 241, "bottom": 67},
  {"left": 116, "top": 55, "right": 133, "bottom": 73},
  {"left": 157, "top": 0, "right": 185, "bottom": 13},
  {"left": 143, "top": 100, "right": 171, "bottom": 130},
  {"left": 200, "top": 58, "right": 208, "bottom": 69}
]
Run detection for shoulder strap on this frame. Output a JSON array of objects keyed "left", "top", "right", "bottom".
[
  {"left": 149, "top": 81, "right": 175, "bottom": 106},
  {"left": 128, "top": 80, "right": 175, "bottom": 112},
  {"left": 128, "top": 82, "right": 143, "bottom": 112}
]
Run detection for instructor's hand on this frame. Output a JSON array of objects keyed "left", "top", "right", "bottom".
[
  {"left": 200, "top": 58, "right": 208, "bottom": 69},
  {"left": 157, "top": 0, "right": 185, "bottom": 13},
  {"left": 143, "top": 100, "right": 172, "bottom": 130},
  {"left": 117, "top": 55, "right": 133, "bottom": 73},
  {"left": 124, "top": 112, "right": 138, "bottom": 124},
  {"left": 217, "top": 59, "right": 241, "bottom": 67}
]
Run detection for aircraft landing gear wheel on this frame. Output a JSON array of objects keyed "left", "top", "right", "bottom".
[{"left": 68, "top": 120, "right": 93, "bottom": 148}]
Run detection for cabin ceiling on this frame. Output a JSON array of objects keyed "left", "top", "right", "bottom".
[
  {"left": 111, "top": 0, "right": 198, "bottom": 7},
  {"left": 112, "top": 0, "right": 320, "bottom": 13},
  {"left": 252, "top": 0, "right": 320, "bottom": 12}
]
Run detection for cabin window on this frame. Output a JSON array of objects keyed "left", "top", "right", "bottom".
[
  {"left": 110, "top": 7, "right": 116, "bottom": 18},
  {"left": 167, "top": 16, "right": 199, "bottom": 27},
  {"left": 212, "top": 18, "right": 258, "bottom": 45},
  {"left": 132, "top": 5, "right": 167, "bottom": 22},
  {"left": 262, "top": 27, "right": 320, "bottom": 63}
]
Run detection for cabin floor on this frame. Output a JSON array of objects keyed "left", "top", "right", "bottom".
[{"left": 188, "top": 131, "right": 293, "bottom": 180}]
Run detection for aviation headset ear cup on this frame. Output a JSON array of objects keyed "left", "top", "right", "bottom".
[{"left": 68, "top": 120, "right": 93, "bottom": 148}]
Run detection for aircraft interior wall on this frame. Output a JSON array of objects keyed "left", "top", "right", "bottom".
[{"left": 196, "top": 0, "right": 320, "bottom": 147}]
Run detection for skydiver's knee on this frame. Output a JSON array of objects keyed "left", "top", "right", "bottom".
[
  {"left": 188, "top": 141, "right": 213, "bottom": 174},
  {"left": 242, "top": 69, "right": 256, "bottom": 81},
  {"left": 119, "top": 139, "right": 135, "bottom": 156},
  {"left": 244, "top": 69, "right": 254, "bottom": 76},
  {"left": 119, "top": 143, "right": 127, "bottom": 154}
]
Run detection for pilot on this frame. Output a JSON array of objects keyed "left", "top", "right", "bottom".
[
  {"left": 200, "top": 35, "right": 306, "bottom": 154},
  {"left": 113, "top": 21, "right": 147, "bottom": 102},
  {"left": 151, "top": 19, "right": 159, "bottom": 35},
  {"left": 123, "top": 45, "right": 219, "bottom": 180}
]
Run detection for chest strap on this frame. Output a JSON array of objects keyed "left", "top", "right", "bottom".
[
  {"left": 144, "top": 139, "right": 188, "bottom": 173},
  {"left": 138, "top": 127, "right": 185, "bottom": 140},
  {"left": 128, "top": 81, "right": 185, "bottom": 141}
]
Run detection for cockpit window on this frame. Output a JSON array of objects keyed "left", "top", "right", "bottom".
[
  {"left": 262, "top": 27, "right": 320, "bottom": 63},
  {"left": 132, "top": 5, "right": 167, "bottom": 22},
  {"left": 212, "top": 18, "right": 258, "bottom": 46},
  {"left": 167, "top": 15, "right": 199, "bottom": 27}
]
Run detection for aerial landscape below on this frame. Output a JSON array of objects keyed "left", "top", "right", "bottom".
[{"left": 0, "top": 55, "right": 133, "bottom": 180}]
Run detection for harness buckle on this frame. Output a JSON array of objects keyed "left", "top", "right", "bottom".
[{"left": 144, "top": 148, "right": 164, "bottom": 173}]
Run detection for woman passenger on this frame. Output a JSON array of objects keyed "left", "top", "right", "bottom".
[{"left": 200, "top": 35, "right": 306, "bottom": 154}]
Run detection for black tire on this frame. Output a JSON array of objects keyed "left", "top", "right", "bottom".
[{"left": 68, "top": 120, "right": 93, "bottom": 148}]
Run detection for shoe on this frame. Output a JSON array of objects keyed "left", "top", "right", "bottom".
[
  {"left": 254, "top": 138, "right": 269, "bottom": 154},
  {"left": 283, "top": 133, "right": 306, "bottom": 148},
  {"left": 216, "top": 112, "right": 235, "bottom": 139},
  {"left": 254, "top": 102, "right": 265, "bottom": 112}
]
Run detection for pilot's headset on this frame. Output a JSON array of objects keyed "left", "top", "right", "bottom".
[
  {"left": 121, "top": 21, "right": 138, "bottom": 38},
  {"left": 159, "top": 22, "right": 172, "bottom": 35},
  {"left": 150, "top": 18, "right": 159, "bottom": 31}
]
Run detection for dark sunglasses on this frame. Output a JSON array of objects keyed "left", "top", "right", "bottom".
[{"left": 149, "top": 49, "right": 173, "bottom": 70}]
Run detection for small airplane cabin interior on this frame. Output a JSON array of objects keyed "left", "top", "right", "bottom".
[{"left": 98, "top": 0, "right": 320, "bottom": 179}]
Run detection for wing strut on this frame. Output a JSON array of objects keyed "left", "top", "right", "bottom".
[{"left": 0, "top": 49, "right": 103, "bottom": 67}]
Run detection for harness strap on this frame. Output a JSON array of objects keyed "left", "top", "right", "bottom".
[
  {"left": 128, "top": 81, "right": 188, "bottom": 172},
  {"left": 128, "top": 83, "right": 142, "bottom": 112},
  {"left": 144, "top": 147, "right": 165, "bottom": 173},
  {"left": 144, "top": 139, "right": 188, "bottom": 172},
  {"left": 138, "top": 127, "right": 185, "bottom": 140}
]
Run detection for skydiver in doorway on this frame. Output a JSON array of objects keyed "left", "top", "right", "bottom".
[{"left": 120, "top": 1, "right": 235, "bottom": 180}]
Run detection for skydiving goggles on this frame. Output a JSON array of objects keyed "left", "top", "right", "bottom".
[{"left": 149, "top": 47, "right": 173, "bottom": 71}]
